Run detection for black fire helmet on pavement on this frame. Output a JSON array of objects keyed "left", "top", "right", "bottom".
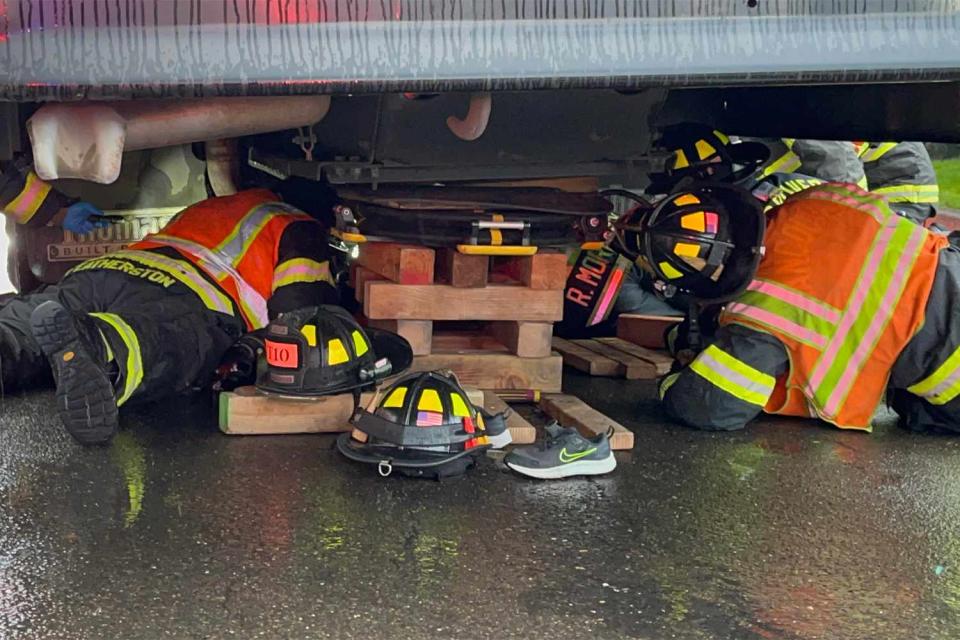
[{"left": 337, "top": 370, "right": 501, "bottom": 479}]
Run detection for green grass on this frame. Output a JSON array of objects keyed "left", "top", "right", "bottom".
[{"left": 933, "top": 158, "right": 960, "bottom": 209}]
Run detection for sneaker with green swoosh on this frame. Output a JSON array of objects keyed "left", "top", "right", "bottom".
[{"left": 504, "top": 422, "right": 616, "bottom": 479}]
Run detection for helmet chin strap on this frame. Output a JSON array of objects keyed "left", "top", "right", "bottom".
[{"left": 685, "top": 301, "right": 703, "bottom": 353}]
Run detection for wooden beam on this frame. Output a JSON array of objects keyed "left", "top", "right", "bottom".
[
  {"left": 357, "top": 242, "right": 435, "bottom": 284},
  {"left": 364, "top": 283, "right": 564, "bottom": 321},
  {"left": 487, "top": 321, "right": 554, "bottom": 358},
  {"left": 367, "top": 319, "right": 433, "bottom": 356},
  {"left": 481, "top": 391, "right": 536, "bottom": 444},
  {"left": 493, "top": 251, "right": 569, "bottom": 290},
  {"left": 431, "top": 331, "right": 510, "bottom": 354},
  {"left": 540, "top": 393, "right": 634, "bottom": 451},
  {"left": 436, "top": 250, "right": 489, "bottom": 288},
  {"left": 220, "top": 386, "right": 369, "bottom": 435},
  {"left": 551, "top": 337, "right": 623, "bottom": 377},
  {"left": 593, "top": 337, "right": 673, "bottom": 376},
  {"left": 222, "top": 385, "right": 485, "bottom": 435},
  {"left": 353, "top": 265, "right": 385, "bottom": 303},
  {"left": 616, "top": 313, "right": 683, "bottom": 350},
  {"left": 572, "top": 339, "right": 658, "bottom": 380},
  {"left": 466, "top": 176, "right": 600, "bottom": 192},
  {"left": 409, "top": 353, "right": 563, "bottom": 392}
]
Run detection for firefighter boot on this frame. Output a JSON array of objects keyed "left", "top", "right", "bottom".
[{"left": 30, "top": 301, "right": 118, "bottom": 445}]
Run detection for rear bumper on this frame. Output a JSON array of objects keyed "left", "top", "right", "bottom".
[{"left": 1, "top": 2, "right": 958, "bottom": 100}]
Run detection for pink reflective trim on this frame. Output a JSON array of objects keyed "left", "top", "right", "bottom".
[
  {"left": 804, "top": 185, "right": 887, "bottom": 224},
  {"left": 822, "top": 226, "right": 925, "bottom": 416},
  {"left": 748, "top": 280, "right": 840, "bottom": 324},
  {"left": 9, "top": 174, "right": 47, "bottom": 219},
  {"left": 807, "top": 224, "right": 895, "bottom": 392},
  {"left": 726, "top": 303, "right": 827, "bottom": 349}
]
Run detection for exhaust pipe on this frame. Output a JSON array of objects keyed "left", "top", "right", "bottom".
[{"left": 28, "top": 96, "right": 331, "bottom": 184}]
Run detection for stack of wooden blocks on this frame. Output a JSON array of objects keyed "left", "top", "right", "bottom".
[{"left": 353, "top": 242, "right": 569, "bottom": 392}]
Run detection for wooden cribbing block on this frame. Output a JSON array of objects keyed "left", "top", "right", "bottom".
[
  {"left": 437, "top": 250, "right": 489, "bottom": 288},
  {"left": 431, "top": 332, "right": 510, "bottom": 354},
  {"left": 220, "top": 385, "right": 484, "bottom": 435},
  {"left": 364, "top": 283, "right": 564, "bottom": 321},
  {"left": 367, "top": 319, "right": 434, "bottom": 356},
  {"left": 539, "top": 393, "right": 634, "bottom": 450},
  {"left": 357, "top": 242, "right": 435, "bottom": 284},
  {"left": 487, "top": 321, "right": 554, "bottom": 358},
  {"left": 353, "top": 265, "right": 385, "bottom": 303},
  {"left": 493, "top": 252, "right": 569, "bottom": 290},
  {"left": 551, "top": 337, "right": 622, "bottom": 377},
  {"left": 481, "top": 391, "right": 536, "bottom": 444},
  {"left": 594, "top": 337, "right": 673, "bottom": 376},
  {"left": 220, "top": 386, "right": 371, "bottom": 435},
  {"left": 409, "top": 353, "right": 563, "bottom": 392},
  {"left": 571, "top": 339, "right": 658, "bottom": 380},
  {"left": 617, "top": 313, "right": 682, "bottom": 350}
]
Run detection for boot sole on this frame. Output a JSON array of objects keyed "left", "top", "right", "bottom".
[{"left": 31, "top": 301, "right": 118, "bottom": 445}]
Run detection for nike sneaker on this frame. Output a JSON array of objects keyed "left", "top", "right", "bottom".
[{"left": 504, "top": 422, "right": 615, "bottom": 479}]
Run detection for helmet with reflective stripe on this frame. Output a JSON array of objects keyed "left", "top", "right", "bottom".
[
  {"left": 338, "top": 370, "right": 496, "bottom": 478},
  {"left": 256, "top": 305, "right": 412, "bottom": 397},
  {"left": 615, "top": 182, "right": 765, "bottom": 304},
  {"left": 647, "top": 123, "right": 771, "bottom": 195}
]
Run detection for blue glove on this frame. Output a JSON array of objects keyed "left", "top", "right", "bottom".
[{"left": 64, "top": 202, "right": 110, "bottom": 235}]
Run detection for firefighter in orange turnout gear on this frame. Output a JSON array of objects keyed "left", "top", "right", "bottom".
[
  {"left": 644, "top": 182, "right": 960, "bottom": 433},
  {"left": 1, "top": 186, "right": 339, "bottom": 445}
]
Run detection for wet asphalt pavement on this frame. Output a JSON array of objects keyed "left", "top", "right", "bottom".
[{"left": 3, "top": 370, "right": 960, "bottom": 640}]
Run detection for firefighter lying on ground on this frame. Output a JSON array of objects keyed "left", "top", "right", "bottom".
[
  {"left": 0, "top": 175, "right": 339, "bottom": 446},
  {"left": 615, "top": 179, "right": 960, "bottom": 434}
]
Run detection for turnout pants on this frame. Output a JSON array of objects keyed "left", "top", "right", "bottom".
[{"left": 0, "top": 269, "right": 244, "bottom": 405}]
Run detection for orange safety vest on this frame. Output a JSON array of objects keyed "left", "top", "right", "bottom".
[
  {"left": 131, "top": 189, "right": 314, "bottom": 330},
  {"left": 721, "top": 183, "right": 947, "bottom": 430}
]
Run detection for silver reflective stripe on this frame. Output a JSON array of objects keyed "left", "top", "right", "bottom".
[
  {"left": 215, "top": 203, "right": 299, "bottom": 266},
  {"left": 148, "top": 234, "right": 269, "bottom": 327}
]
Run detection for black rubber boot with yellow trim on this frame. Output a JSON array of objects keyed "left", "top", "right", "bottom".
[{"left": 30, "top": 301, "right": 119, "bottom": 446}]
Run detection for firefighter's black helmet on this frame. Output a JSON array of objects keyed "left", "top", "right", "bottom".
[
  {"left": 337, "top": 370, "right": 492, "bottom": 478},
  {"left": 256, "top": 305, "right": 412, "bottom": 397},
  {"left": 647, "top": 123, "right": 770, "bottom": 195},
  {"left": 614, "top": 183, "right": 765, "bottom": 304}
]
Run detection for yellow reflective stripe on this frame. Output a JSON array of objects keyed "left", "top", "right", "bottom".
[
  {"left": 88, "top": 312, "right": 143, "bottom": 407},
  {"left": 659, "top": 372, "right": 680, "bottom": 400},
  {"left": 5, "top": 171, "right": 52, "bottom": 223},
  {"left": 689, "top": 345, "right": 775, "bottom": 406},
  {"left": 272, "top": 258, "right": 334, "bottom": 292},
  {"left": 106, "top": 250, "right": 235, "bottom": 317},
  {"left": 872, "top": 184, "right": 940, "bottom": 204},
  {"left": 861, "top": 142, "right": 899, "bottom": 163},
  {"left": 761, "top": 149, "right": 802, "bottom": 177},
  {"left": 907, "top": 344, "right": 960, "bottom": 405}
]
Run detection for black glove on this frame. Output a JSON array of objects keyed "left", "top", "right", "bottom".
[{"left": 213, "top": 332, "right": 265, "bottom": 392}]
